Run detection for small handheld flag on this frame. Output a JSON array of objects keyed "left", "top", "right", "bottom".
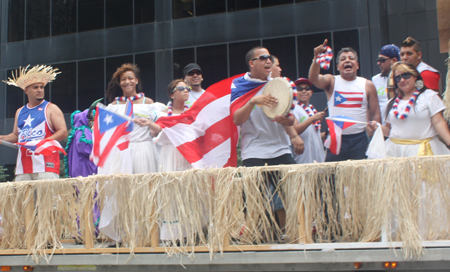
[
  {"left": 16, "top": 138, "right": 66, "bottom": 156},
  {"left": 324, "top": 115, "right": 361, "bottom": 155}
]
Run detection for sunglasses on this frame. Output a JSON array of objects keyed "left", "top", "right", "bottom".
[
  {"left": 252, "top": 54, "right": 272, "bottom": 62},
  {"left": 187, "top": 70, "right": 201, "bottom": 76},
  {"left": 297, "top": 86, "right": 311, "bottom": 92},
  {"left": 377, "top": 58, "right": 391, "bottom": 63},
  {"left": 172, "top": 86, "right": 191, "bottom": 93},
  {"left": 394, "top": 73, "right": 413, "bottom": 83}
]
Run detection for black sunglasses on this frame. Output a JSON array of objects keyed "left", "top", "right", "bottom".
[
  {"left": 187, "top": 70, "right": 201, "bottom": 76},
  {"left": 172, "top": 86, "right": 191, "bottom": 93},
  {"left": 394, "top": 73, "right": 413, "bottom": 83},
  {"left": 252, "top": 54, "right": 272, "bottom": 62},
  {"left": 297, "top": 86, "right": 311, "bottom": 92},
  {"left": 377, "top": 58, "right": 391, "bottom": 63}
]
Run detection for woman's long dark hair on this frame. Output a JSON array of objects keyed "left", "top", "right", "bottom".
[
  {"left": 385, "top": 61, "right": 427, "bottom": 118},
  {"left": 106, "top": 63, "right": 142, "bottom": 103}
]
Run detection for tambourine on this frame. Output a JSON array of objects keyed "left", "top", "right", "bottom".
[{"left": 261, "top": 78, "right": 294, "bottom": 120}]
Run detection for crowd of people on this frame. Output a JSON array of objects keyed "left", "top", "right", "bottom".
[{"left": 1, "top": 36, "right": 450, "bottom": 243}]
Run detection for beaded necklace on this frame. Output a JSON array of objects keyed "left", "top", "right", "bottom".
[
  {"left": 114, "top": 92, "right": 144, "bottom": 102},
  {"left": 284, "top": 77, "right": 297, "bottom": 117},
  {"left": 167, "top": 101, "right": 189, "bottom": 116},
  {"left": 299, "top": 103, "right": 321, "bottom": 130},
  {"left": 392, "top": 90, "right": 420, "bottom": 119}
]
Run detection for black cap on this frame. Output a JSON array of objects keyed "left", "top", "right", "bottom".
[{"left": 183, "top": 63, "right": 202, "bottom": 78}]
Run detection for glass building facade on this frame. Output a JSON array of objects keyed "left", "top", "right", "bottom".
[{"left": 0, "top": 0, "right": 445, "bottom": 172}]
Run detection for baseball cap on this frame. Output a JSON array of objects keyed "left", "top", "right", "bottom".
[
  {"left": 294, "top": 77, "right": 313, "bottom": 87},
  {"left": 183, "top": 63, "right": 202, "bottom": 78},
  {"left": 379, "top": 44, "right": 400, "bottom": 60}
]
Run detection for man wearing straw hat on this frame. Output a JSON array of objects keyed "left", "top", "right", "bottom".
[
  {"left": 309, "top": 40, "right": 381, "bottom": 162},
  {"left": 0, "top": 65, "right": 67, "bottom": 181}
]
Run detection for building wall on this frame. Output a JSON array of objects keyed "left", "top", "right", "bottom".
[{"left": 0, "top": 0, "right": 445, "bottom": 174}]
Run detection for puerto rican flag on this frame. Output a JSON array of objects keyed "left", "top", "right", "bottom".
[
  {"left": 91, "top": 101, "right": 133, "bottom": 167},
  {"left": 16, "top": 138, "right": 66, "bottom": 156},
  {"left": 334, "top": 90, "right": 364, "bottom": 108},
  {"left": 155, "top": 75, "right": 240, "bottom": 168},
  {"left": 230, "top": 73, "right": 266, "bottom": 115},
  {"left": 324, "top": 115, "right": 358, "bottom": 155}
]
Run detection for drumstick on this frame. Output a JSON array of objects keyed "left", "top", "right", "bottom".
[
  {"left": 323, "top": 106, "right": 328, "bottom": 112},
  {"left": 0, "top": 140, "right": 18, "bottom": 149}
]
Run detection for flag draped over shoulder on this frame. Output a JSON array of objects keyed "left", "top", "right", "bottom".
[
  {"left": 229, "top": 74, "right": 267, "bottom": 117},
  {"left": 324, "top": 115, "right": 358, "bottom": 155},
  {"left": 16, "top": 138, "right": 66, "bottom": 156},
  {"left": 156, "top": 75, "right": 244, "bottom": 169},
  {"left": 91, "top": 101, "right": 133, "bottom": 167}
]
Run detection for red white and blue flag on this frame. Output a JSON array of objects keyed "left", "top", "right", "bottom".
[
  {"left": 16, "top": 138, "right": 66, "bottom": 156},
  {"left": 324, "top": 115, "right": 359, "bottom": 155},
  {"left": 91, "top": 101, "right": 133, "bottom": 167},
  {"left": 230, "top": 73, "right": 266, "bottom": 115},
  {"left": 156, "top": 75, "right": 240, "bottom": 169},
  {"left": 334, "top": 90, "right": 364, "bottom": 108}
]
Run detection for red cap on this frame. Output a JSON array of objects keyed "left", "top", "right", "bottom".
[{"left": 294, "top": 78, "right": 312, "bottom": 87}]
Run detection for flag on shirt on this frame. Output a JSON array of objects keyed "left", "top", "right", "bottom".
[
  {"left": 91, "top": 102, "right": 133, "bottom": 167},
  {"left": 324, "top": 115, "right": 358, "bottom": 155},
  {"left": 16, "top": 138, "right": 66, "bottom": 156},
  {"left": 230, "top": 74, "right": 266, "bottom": 116},
  {"left": 156, "top": 75, "right": 242, "bottom": 169},
  {"left": 334, "top": 90, "right": 364, "bottom": 108}
]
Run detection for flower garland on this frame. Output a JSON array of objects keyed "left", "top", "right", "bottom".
[
  {"left": 392, "top": 90, "right": 420, "bottom": 119},
  {"left": 299, "top": 103, "right": 321, "bottom": 130},
  {"left": 167, "top": 101, "right": 189, "bottom": 116},
  {"left": 284, "top": 77, "right": 297, "bottom": 117},
  {"left": 114, "top": 92, "right": 144, "bottom": 102}
]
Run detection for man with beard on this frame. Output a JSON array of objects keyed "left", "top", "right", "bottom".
[
  {"left": 0, "top": 65, "right": 67, "bottom": 181},
  {"left": 183, "top": 63, "right": 205, "bottom": 108},
  {"left": 308, "top": 40, "right": 381, "bottom": 162},
  {"left": 372, "top": 44, "right": 400, "bottom": 122}
]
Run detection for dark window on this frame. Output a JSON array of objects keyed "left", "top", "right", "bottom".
[
  {"left": 6, "top": 70, "right": 24, "bottom": 118},
  {"left": 195, "top": 0, "right": 226, "bottom": 16},
  {"left": 295, "top": 0, "right": 321, "bottom": 3},
  {"left": 228, "top": 0, "right": 259, "bottom": 12},
  {"left": 261, "top": 0, "right": 293, "bottom": 8},
  {"left": 26, "top": 0, "right": 51, "bottom": 40},
  {"left": 172, "top": 0, "right": 194, "bottom": 19},
  {"left": 134, "top": 0, "right": 155, "bottom": 24},
  {"left": 135, "top": 52, "right": 156, "bottom": 100},
  {"left": 78, "top": 0, "right": 104, "bottom": 32},
  {"left": 263, "top": 37, "right": 296, "bottom": 81},
  {"left": 173, "top": 48, "right": 195, "bottom": 80},
  {"left": 297, "top": 32, "right": 332, "bottom": 90},
  {"left": 78, "top": 59, "right": 105, "bottom": 111},
  {"left": 106, "top": 0, "right": 133, "bottom": 28},
  {"left": 52, "top": 0, "right": 77, "bottom": 36},
  {"left": 229, "top": 40, "right": 260, "bottom": 76},
  {"left": 196, "top": 44, "right": 228, "bottom": 89},
  {"left": 8, "top": 0, "right": 25, "bottom": 42},
  {"left": 50, "top": 62, "right": 76, "bottom": 113},
  {"left": 333, "top": 29, "right": 360, "bottom": 76}
]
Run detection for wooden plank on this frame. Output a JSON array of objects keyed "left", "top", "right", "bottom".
[
  {"left": 149, "top": 183, "right": 160, "bottom": 248},
  {"left": 1, "top": 240, "right": 450, "bottom": 256},
  {"left": 82, "top": 192, "right": 94, "bottom": 249},
  {"left": 437, "top": 0, "right": 450, "bottom": 53}
]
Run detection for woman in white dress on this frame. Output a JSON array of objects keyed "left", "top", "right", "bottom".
[
  {"left": 98, "top": 64, "right": 165, "bottom": 245},
  {"left": 135, "top": 79, "right": 193, "bottom": 242},
  {"left": 368, "top": 62, "right": 450, "bottom": 156},
  {"left": 368, "top": 62, "right": 450, "bottom": 240}
]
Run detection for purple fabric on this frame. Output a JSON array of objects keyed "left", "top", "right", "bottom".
[{"left": 68, "top": 109, "right": 97, "bottom": 178}]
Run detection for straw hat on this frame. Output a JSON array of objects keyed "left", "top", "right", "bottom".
[{"left": 3, "top": 64, "right": 60, "bottom": 90}]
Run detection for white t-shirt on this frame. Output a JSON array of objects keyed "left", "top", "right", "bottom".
[
  {"left": 328, "top": 76, "right": 368, "bottom": 135},
  {"left": 292, "top": 105, "right": 325, "bottom": 164},
  {"left": 238, "top": 75, "right": 291, "bottom": 160},
  {"left": 185, "top": 89, "right": 205, "bottom": 108},
  {"left": 372, "top": 73, "right": 389, "bottom": 122},
  {"left": 386, "top": 89, "right": 445, "bottom": 140}
]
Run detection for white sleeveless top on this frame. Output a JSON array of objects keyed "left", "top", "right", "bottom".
[{"left": 328, "top": 76, "right": 368, "bottom": 135}]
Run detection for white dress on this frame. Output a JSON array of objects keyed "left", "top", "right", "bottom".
[
  {"left": 292, "top": 104, "right": 325, "bottom": 164},
  {"left": 97, "top": 100, "right": 166, "bottom": 242},
  {"left": 156, "top": 112, "right": 193, "bottom": 241},
  {"left": 97, "top": 100, "right": 166, "bottom": 175},
  {"left": 385, "top": 89, "right": 450, "bottom": 157}
]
